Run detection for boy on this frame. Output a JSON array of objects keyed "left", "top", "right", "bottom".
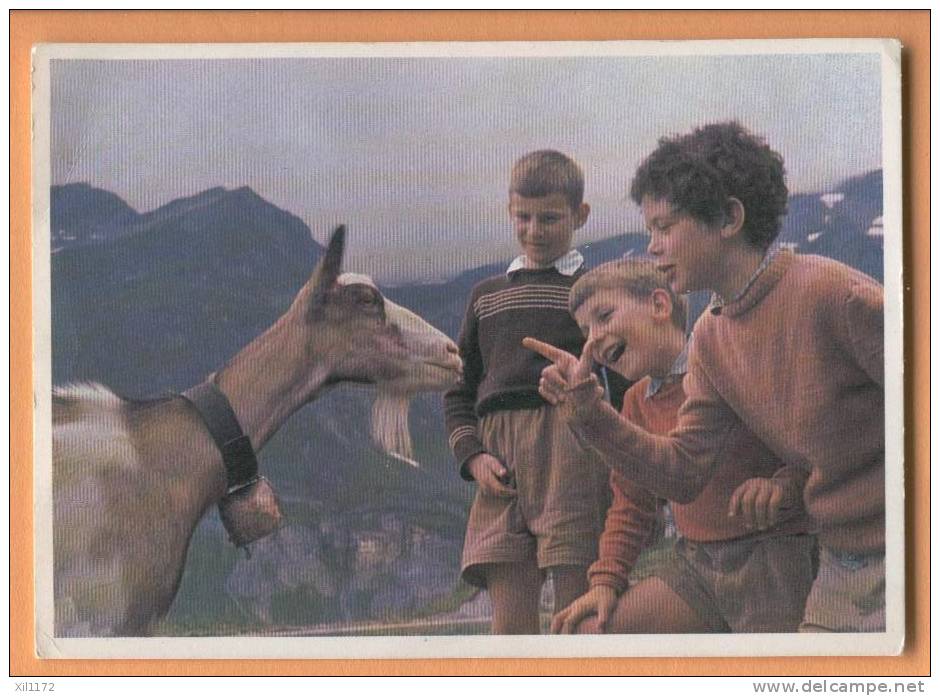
[
  {"left": 528, "top": 122, "right": 885, "bottom": 632},
  {"left": 444, "top": 150, "right": 617, "bottom": 634},
  {"left": 543, "top": 259, "right": 815, "bottom": 634}
]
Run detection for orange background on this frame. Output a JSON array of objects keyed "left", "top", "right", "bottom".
[{"left": 10, "top": 10, "right": 929, "bottom": 676}]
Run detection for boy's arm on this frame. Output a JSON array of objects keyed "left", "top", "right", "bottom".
[
  {"left": 838, "top": 280, "right": 884, "bottom": 388},
  {"left": 444, "top": 293, "right": 486, "bottom": 480},
  {"left": 588, "top": 468, "right": 659, "bottom": 594},
  {"left": 564, "top": 352, "right": 738, "bottom": 504}
]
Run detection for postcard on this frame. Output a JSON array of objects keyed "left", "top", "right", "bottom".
[{"left": 32, "top": 39, "right": 903, "bottom": 659}]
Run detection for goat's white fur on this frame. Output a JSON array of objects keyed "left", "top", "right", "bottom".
[
  {"left": 372, "top": 389, "right": 417, "bottom": 466},
  {"left": 337, "top": 272, "right": 375, "bottom": 288},
  {"left": 339, "top": 272, "right": 453, "bottom": 467},
  {"left": 52, "top": 383, "right": 140, "bottom": 476},
  {"left": 52, "top": 384, "right": 139, "bottom": 636}
]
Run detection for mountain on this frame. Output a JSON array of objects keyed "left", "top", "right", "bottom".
[
  {"left": 779, "top": 170, "right": 884, "bottom": 282},
  {"left": 51, "top": 185, "right": 323, "bottom": 394},
  {"left": 47, "top": 173, "right": 885, "bottom": 634},
  {"left": 51, "top": 183, "right": 140, "bottom": 250}
]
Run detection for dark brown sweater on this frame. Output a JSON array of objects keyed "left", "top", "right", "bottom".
[
  {"left": 568, "top": 251, "right": 884, "bottom": 556},
  {"left": 444, "top": 267, "right": 588, "bottom": 473},
  {"left": 444, "top": 265, "right": 629, "bottom": 478}
]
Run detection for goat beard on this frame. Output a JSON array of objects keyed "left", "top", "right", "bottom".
[{"left": 371, "top": 389, "right": 417, "bottom": 466}]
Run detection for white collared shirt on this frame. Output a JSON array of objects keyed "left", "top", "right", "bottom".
[
  {"left": 506, "top": 249, "right": 584, "bottom": 276},
  {"left": 646, "top": 338, "right": 690, "bottom": 398},
  {"left": 709, "top": 247, "right": 780, "bottom": 314}
]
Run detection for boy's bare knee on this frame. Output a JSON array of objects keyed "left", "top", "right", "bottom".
[{"left": 575, "top": 616, "right": 604, "bottom": 634}]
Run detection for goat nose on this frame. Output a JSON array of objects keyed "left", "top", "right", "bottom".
[{"left": 444, "top": 340, "right": 463, "bottom": 374}]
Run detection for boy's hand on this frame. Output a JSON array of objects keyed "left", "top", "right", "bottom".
[
  {"left": 550, "top": 585, "right": 619, "bottom": 634},
  {"left": 466, "top": 453, "right": 516, "bottom": 498},
  {"left": 728, "top": 477, "right": 798, "bottom": 531},
  {"left": 523, "top": 337, "right": 600, "bottom": 406}
]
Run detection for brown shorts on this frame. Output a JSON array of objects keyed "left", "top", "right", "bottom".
[
  {"left": 654, "top": 533, "right": 818, "bottom": 632},
  {"left": 799, "top": 547, "right": 885, "bottom": 632},
  {"left": 461, "top": 407, "right": 610, "bottom": 588}
]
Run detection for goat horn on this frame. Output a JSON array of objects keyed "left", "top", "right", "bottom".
[{"left": 311, "top": 224, "right": 347, "bottom": 298}]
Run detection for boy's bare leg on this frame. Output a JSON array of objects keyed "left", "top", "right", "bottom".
[
  {"left": 551, "top": 564, "right": 590, "bottom": 615},
  {"left": 576, "top": 576, "right": 714, "bottom": 634},
  {"left": 483, "top": 562, "right": 542, "bottom": 634}
]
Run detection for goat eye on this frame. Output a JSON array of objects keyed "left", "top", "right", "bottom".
[{"left": 353, "top": 286, "right": 383, "bottom": 309}]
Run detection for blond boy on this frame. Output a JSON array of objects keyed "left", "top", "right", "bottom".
[
  {"left": 541, "top": 259, "right": 815, "bottom": 634},
  {"left": 444, "top": 150, "right": 617, "bottom": 634}
]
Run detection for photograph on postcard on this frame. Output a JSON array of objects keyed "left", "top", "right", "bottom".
[{"left": 31, "top": 40, "right": 903, "bottom": 659}]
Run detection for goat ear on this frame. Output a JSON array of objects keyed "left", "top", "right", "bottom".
[{"left": 311, "top": 225, "right": 346, "bottom": 298}]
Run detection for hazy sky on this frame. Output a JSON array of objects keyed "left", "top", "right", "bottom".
[{"left": 50, "top": 50, "right": 883, "bottom": 282}]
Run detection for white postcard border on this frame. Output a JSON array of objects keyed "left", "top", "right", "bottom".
[{"left": 32, "top": 38, "right": 905, "bottom": 660}]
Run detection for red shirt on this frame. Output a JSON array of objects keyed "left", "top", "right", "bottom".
[{"left": 588, "top": 377, "right": 811, "bottom": 593}]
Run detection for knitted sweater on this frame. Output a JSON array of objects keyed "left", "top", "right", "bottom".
[
  {"left": 444, "top": 266, "right": 589, "bottom": 476},
  {"left": 588, "top": 378, "right": 811, "bottom": 593},
  {"left": 568, "top": 251, "right": 884, "bottom": 556}
]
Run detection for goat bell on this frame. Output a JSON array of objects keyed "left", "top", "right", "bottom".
[{"left": 218, "top": 476, "right": 284, "bottom": 548}]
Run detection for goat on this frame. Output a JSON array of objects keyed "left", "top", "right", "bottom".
[{"left": 51, "top": 226, "right": 462, "bottom": 637}]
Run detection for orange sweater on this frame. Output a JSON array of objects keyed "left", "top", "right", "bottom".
[
  {"left": 588, "top": 378, "right": 810, "bottom": 592},
  {"left": 570, "top": 251, "right": 884, "bottom": 557}
]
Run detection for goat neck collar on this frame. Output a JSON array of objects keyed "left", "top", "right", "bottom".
[{"left": 180, "top": 379, "right": 259, "bottom": 494}]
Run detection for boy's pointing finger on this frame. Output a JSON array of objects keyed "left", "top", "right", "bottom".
[
  {"left": 523, "top": 337, "right": 573, "bottom": 366},
  {"left": 575, "top": 338, "right": 598, "bottom": 380}
]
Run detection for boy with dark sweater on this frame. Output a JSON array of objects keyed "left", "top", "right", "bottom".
[
  {"left": 444, "top": 150, "right": 616, "bottom": 634},
  {"left": 528, "top": 122, "right": 885, "bottom": 632},
  {"left": 543, "top": 259, "right": 815, "bottom": 634}
]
